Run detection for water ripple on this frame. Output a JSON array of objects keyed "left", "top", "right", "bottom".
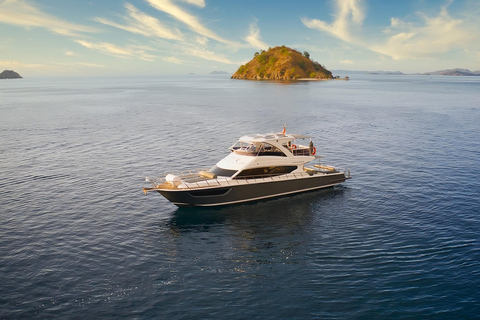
[{"left": 1, "top": 75, "right": 480, "bottom": 319}]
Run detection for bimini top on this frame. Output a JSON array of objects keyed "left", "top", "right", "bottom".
[{"left": 238, "top": 132, "right": 312, "bottom": 143}]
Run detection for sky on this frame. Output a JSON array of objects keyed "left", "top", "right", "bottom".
[{"left": 1, "top": 0, "right": 479, "bottom": 77}]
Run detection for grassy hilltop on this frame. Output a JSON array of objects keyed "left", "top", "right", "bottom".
[{"left": 231, "top": 46, "right": 333, "bottom": 80}]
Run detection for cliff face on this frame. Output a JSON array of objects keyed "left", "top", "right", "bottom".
[
  {"left": 0, "top": 70, "right": 22, "bottom": 79},
  {"left": 231, "top": 46, "right": 332, "bottom": 80}
]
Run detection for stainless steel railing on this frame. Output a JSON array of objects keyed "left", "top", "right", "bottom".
[{"left": 146, "top": 167, "right": 349, "bottom": 190}]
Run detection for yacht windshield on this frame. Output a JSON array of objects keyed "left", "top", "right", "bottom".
[{"left": 231, "top": 141, "right": 286, "bottom": 157}]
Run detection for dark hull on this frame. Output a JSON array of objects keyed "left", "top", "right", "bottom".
[{"left": 158, "top": 172, "right": 348, "bottom": 207}]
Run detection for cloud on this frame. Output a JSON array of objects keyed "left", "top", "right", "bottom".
[
  {"left": 75, "top": 40, "right": 156, "bottom": 61},
  {"left": 163, "top": 56, "right": 182, "bottom": 64},
  {"left": 245, "top": 22, "right": 268, "bottom": 49},
  {"left": 179, "top": 0, "right": 205, "bottom": 8},
  {"left": 195, "top": 36, "right": 208, "bottom": 46},
  {"left": 0, "top": 59, "right": 46, "bottom": 69},
  {"left": 340, "top": 59, "right": 354, "bottom": 65},
  {"left": 302, "top": 0, "right": 364, "bottom": 43},
  {"left": 0, "top": 0, "right": 97, "bottom": 37},
  {"left": 371, "top": 7, "right": 477, "bottom": 60},
  {"left": 75, "top": 62, "right": 104, "bottom": 68},
  {"left": 95, "top": 3, "right": 183, "bottom": 41},
  {"left": 65, "top": 50, "right": 76, "bottom": 56},
  {"left": 302, "top": 0, "right": 479, "bottom": 62},
  {"left": 184, "top": 47, "right": 236, "bottom": 64},
  {"left": 146, "top": 0, "right": 233, "bottom": 44}
]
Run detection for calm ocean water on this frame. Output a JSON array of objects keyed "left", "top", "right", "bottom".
[{"left": 1, "top": 74, "right": 479, "bottom": 319}]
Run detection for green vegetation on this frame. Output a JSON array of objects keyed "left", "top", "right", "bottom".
[
  {"left": 231, "top": 46, "right": 333, "bottom": 80},
  {"left": 267, "top": 56, "right": 278, "bottom": 67},
  {"left": 257, "top": 51, "right": 268, "bottom": 64},
  {"left": 298, "top": 60, "right": 306, "bottom": 70},
  {"left": 237, "top": 64, "right": 247, "bottom": 74}
]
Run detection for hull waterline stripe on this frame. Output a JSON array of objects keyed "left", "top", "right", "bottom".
[{"left": 171, "top": 181, "right": 342, "bottom": 207}]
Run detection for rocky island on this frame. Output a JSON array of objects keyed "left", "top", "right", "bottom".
[
  {"left": 0, "top": 70, "right": 22, "bottom": 79},
  {"left": 231, "top": 46, "right": 333, "bottom": 80}
]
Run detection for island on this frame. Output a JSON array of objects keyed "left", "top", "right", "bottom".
[
  {"left": 0, "top": 70, "right": 22, "bottom": 79},
  {"left": 231, "top": 46, "right": 333, "bottom": 80},
  {"left": 210, "top": 71, "right": 229, "bottom": 75},
  {"left": 423, "top": 68, "right": 480, "bottom": 76}
]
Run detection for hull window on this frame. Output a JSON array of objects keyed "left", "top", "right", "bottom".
[
  {"left": 188, "top": 188, "right": 231, "bottom": 197},
  {"left": 235, "top": 166, "right": 297, "bottom": 179}
]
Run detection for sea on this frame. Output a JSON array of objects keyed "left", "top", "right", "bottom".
[{"left": 1, "top": 74, "right": 479, "bottom": 319}]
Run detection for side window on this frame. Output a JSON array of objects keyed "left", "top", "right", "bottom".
[{"left": 234, "top": 166, "right": 297, "bottom": 178}]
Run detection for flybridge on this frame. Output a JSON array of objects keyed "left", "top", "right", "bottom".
[
  {"left": 234, "top": 131, "right": 315, "bottom": 157},
  {"left": 238, "top": 132, "right": 312, "bottom": 142}
]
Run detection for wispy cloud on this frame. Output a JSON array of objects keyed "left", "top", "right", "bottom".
[
  {"left": 0, "top": 0, "right": 97, "bottom": 37},
  {"left": 0, "top": 59, "right": 104, "bottom": 72},
  {"left": 245, "top": 22, "right": 268, "bottom": 50},
  {"left": 75, "top": 40, "right": 156, "bottom": 61},
  {"left": 95, "top": 3, "right": 183, "bottom": 41},
  {"left": 371, "top": 7, "right": 476, "bottom": 60},
  {"left": 94, "top": 0, "right": 241, "bottom": 63},
  {"left": 302, "top": 0, "right": 364, "bottom": 44},
  {"left": 163, "top": 56, "right": 182, "bottom": 64},
  {"left": 146, "top": 0, "right": 233, "bottom": 44},
  {"left": 179, "top": 0, "right": 205, "bottom": 8},
  {"left": 0, "top": 59, "right": 46, "bottom": 70},
  {"left": 75, "top": 62, "right": 104, "bottom": 68},
  {"left": 184, "top": 47, "right": 236, "bottom": 64},
  {"left": 302, "top": 0, "right": 479, "bottom": 62},
  {"left": 340, "top": 59, "right": 354, "bottom": 65}
]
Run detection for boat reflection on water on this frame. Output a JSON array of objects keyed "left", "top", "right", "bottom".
[
  {"left": 161, "top": 186, "right": 349, "bottom": 276},
  {"left": 167, "top": 185, "right": 348, "bottom": 233}
]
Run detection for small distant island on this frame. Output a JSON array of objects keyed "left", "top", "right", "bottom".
[
  {"left": 0, "top": 70, "right": 22, "bottom": 79},
  {"left": 232, "top": 46, "right": 333, "bottom": 80},
  {"left": 368, "top": 71, "right": 404, "bottom": 75},
  {"left": 423, "top": 68, "right": 480, "bottom": 76},
  {"left": 210, "top": 71, "right": 229, "bottom": 75}
]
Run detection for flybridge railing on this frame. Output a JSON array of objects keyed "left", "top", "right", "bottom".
[{"left": 146, "top": 167, "right": 350, "bottom": 191}]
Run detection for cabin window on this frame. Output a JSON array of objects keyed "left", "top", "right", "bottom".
[
  {"left": 257, "top": 143, "right": 287, "bottom": 156},
  {"left": 234, "top": 166, "right": 297, "bottom": 179},
  {"left": 208, "top": 165, "right": 237, "bottom": 177},
  {"left": 231, "top": 141, "right": 287, "bottom": 157}
]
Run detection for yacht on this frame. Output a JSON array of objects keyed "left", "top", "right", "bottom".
[{"left": 143, "top": 128, "right": 350, "bottom": 207}]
